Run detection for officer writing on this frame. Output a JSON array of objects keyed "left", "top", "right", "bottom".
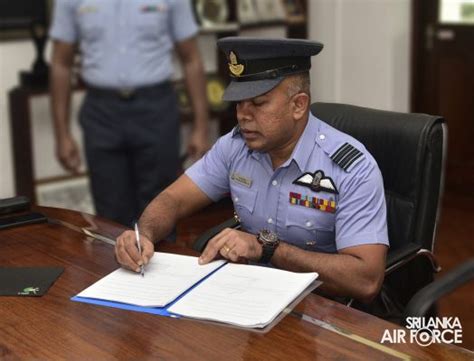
[{"left": 115, "top": 37, "right": 389, "bottom": 303}]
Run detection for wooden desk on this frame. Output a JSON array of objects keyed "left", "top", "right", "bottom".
[{"left": 1, "top": 207, "right": 472, "bottom": 360}]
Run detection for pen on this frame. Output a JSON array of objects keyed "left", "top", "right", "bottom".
[{"left": 134, "top": 222, "right": 145, "bottom": 277}]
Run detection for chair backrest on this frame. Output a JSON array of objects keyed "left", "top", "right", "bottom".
[{"left": 311, "top": 102, "right": 446, "bottom": 256}]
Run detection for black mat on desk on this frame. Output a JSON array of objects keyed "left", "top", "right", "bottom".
[{"left": 0, "top": 267, "right": 64, "bottom": 296}]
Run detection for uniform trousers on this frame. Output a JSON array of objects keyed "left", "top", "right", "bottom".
[{"left": 79, "top": 82, "right": 179, "bottom": 228}]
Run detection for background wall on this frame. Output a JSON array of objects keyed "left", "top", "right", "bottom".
[
  {"left": 0, "top": 0, "right": 412, "bottom": 199},
  {"left": 309, "top": 0, "right": 411, "bottom": 111}
]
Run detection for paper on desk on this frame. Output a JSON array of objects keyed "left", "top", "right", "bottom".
[
  {"left": 76, "top": 252, "right": 225, "bottom": 307},
  {"left": 168, "top": 263, "right": 318, "bottom": 328}
]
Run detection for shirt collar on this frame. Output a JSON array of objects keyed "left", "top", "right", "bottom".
[
  {"left": 231, "top": 125, "right": 241, "bottom": 137},
  {"left": 233, "top": 125, "right": 260, "bottom": 158},
  {"left": 287, "top": 112, "right": 319, "bottom": 171}
]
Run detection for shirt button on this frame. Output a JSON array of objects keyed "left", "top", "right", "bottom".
[
  {"left": 267, "top": 218, "right": 273, "bottom": 224},
  {"left": 319, "top": 134, "right": 326, "bottom": 140},
  {"left": 272, "top": 180, "right": 278, "bottom": 186},
  {"left": 234, "top": 196, "right": 239, "bottom": 202},
  {"left": 305, "top": 221, "right": 312, "bottom": 227}
]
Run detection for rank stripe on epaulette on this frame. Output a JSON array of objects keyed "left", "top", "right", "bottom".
[
  {"left": 331, "top": 143, "right": 352, "bottom": 163},
  {"left": 331, "top": 143, "right": 363, "bottom": 170},
  {"left": 342, "top": 152, "right": 363, "bottom": 171},
  {"left": 339, "top": 147, "right": 359, "bottom": 168},
  {"left": 289, "top": 192, "right": 336, "bottom": 213}
]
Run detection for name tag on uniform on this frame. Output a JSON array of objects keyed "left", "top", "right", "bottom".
[
  {"left": 78, "top": 6, "right": 98, "bottom": 15},
  {"left": 231, "top": 172, "right": 252, "bottom": 188},
  {"left": 141, "top": 4, "right": 168, "bottom": 12}
]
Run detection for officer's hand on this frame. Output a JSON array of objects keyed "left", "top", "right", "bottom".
[
  {"left": 56, "top": 135, "right": 81, "bottom": 173},
  {"left": 188, "top": 128, "right": 210, "bottom": 160},
  {"left": 115, "top": 230, "right": 155, "bottom": 272},
  {"left": 198, "top": 228, "right": 262, "bottom": 265}
]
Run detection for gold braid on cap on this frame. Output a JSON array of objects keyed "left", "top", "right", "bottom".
[{"left": 228, "top": 51, "right": 244, "bottom": 77}]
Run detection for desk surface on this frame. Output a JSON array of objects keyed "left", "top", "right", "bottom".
[{"left": 0, "top": 207, "right": 472, "bottom": 361}]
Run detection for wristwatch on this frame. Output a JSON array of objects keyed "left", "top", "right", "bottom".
[{"left": 257, "top": 229, "right": 280, "bottom": 264}]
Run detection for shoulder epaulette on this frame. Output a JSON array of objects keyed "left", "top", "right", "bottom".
[{"left": 330, "top": 142, "right": 364, "bottom": 171}]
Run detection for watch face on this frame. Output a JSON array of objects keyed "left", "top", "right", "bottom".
[{"left": 260, "top": 229, "right": 278, "bottom": 244}]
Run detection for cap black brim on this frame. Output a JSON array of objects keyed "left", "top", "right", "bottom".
[{"left": 221, "top": 77, "right": 284, "bottom": 102}]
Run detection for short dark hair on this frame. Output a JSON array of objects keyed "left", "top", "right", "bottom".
[{"left": 286, "top": 72, "right": 311, "bottom": 98}]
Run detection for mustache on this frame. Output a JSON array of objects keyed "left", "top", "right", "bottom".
[{"left": 239, "top": 127, "right": 258, "bottom": 132}]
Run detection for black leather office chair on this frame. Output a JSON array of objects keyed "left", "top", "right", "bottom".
[
  {"left": 194, "top": 102, "right": 447, "bottom": 323},
  {"left": 309, "top": 102, "right": 447, "bottom": 321},
  {"left": 403, "top": 259, "right": 474, "bottom": 320}
]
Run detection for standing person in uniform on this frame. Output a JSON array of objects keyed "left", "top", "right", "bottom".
[
  {"left": 114, "top": 38, "right": 389, "bottom": 302},
  {"left": 49, "top": 0, "right": 209, "bottom": 228}
]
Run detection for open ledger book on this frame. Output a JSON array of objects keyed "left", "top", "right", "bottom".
[{"left": 72, "top": 252, "right": 319, "bottom": 330}]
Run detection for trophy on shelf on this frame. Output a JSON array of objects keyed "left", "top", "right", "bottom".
[
  {"left": 173, "top": 74, "right": 229, "bottom": 115},
  {"left": 194, "top": 0, "right": 236, "bottom": 31},
  {"left": 237, "top": 0, "right": 259, "bottom": 25},
  {"left": 254, "top": 0, "right": 286, "bottom": 23},
  {"left": 206, "top": 76, "right": 228, "bottom": 112},
  {"left": 20, "top": 19, "right": 49, "bottom": 88}
]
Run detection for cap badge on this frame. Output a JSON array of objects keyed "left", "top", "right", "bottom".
[{"left": 228, "top": 51, "right": 244, "bottom": 77}]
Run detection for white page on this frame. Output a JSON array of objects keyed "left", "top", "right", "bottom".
[
  {"left": 76, "top": 253, "right": 225, "bottom": 307},
  {"left": 168, "top": 264, "right": 318, "bottom": 328}
]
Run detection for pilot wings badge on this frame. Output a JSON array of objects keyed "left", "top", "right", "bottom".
[{"left": 293, "top": 170, "right": 339, "bottom": 194}]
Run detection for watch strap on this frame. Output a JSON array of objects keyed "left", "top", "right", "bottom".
[
  {"left": 257, "top": 230, "right": 279, "bottom": 264},
  {"left": 259, "top": 243, "right": 276, "bottom": 264}
]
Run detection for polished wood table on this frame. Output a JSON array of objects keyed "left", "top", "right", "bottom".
[{"left": 1, "top": 207, "right": 472, "bottom": 360}]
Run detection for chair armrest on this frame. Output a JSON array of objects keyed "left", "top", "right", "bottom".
[
  {"left": 386, "top": 243, "right": 422, "bottom": 272},
  {"left": 386, "top": 243, "right": 441, "bottom": 275},
  {"left": 192, "top": 217, "right": 240, "bottom": 252},
  {"left": 403, "top": 259, "right": 474, "bottom": 319}
]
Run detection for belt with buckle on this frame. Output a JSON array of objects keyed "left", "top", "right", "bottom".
[
  {"left": 117, "top": 88, "right": 136, "bottom": 99},
  {"left": 87, "top": 82, "right": 170, "bottom": 100}
]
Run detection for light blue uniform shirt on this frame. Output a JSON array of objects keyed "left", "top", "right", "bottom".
[
  {"left": 186, "top": 113, "right": 389, "bottom": 253},
  {"left": 49, "top": 0, "right": 198, "bottom": 88}
]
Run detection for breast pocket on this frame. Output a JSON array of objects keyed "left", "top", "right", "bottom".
[
  {"left": 133, "top": 5, "right": 168, "bottom": 44},
  {"left": 231, "top": 186, "right": 258, "bottom": 233},
  {"left": 285, "top": 206, "right": 336, "bottom": 253},
  {"left": 77, "top": 10, "right": 105, "bottom": 42}
]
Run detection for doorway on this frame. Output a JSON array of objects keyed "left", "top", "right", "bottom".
[{"left": 411, "top": 0, "right": 474, "bottom": 194}]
